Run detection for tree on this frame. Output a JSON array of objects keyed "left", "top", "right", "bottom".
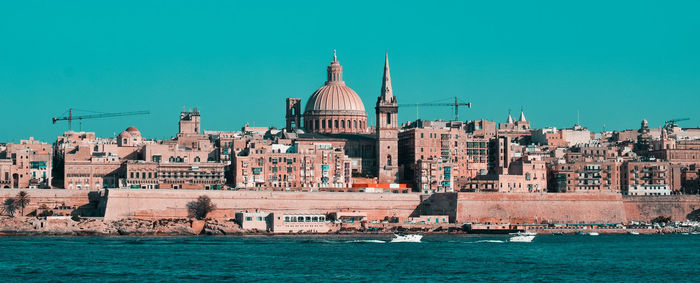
[
  {"left": 187, "top": 195, "right": 216, "bottom": 220},
  {"left": 15, "top": 191, "right": 30, "bottom": 216},
  {"left": 2, "top": 198, "right": 17, "bottom": 217},
  {"left": 38, "top": 204, "right": 54, "bottom": 217},
  {"left": 651, "top": 216, "right": 672, "bottom": 224}
]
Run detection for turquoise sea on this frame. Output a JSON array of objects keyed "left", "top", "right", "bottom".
[{"left": 0, "top": 234, "right": 698, "bottom": 282}]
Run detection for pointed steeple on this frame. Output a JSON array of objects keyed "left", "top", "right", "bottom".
[
  {"left": 519, "top": 108, "right": 526, "bottom": 122},
  {"left": 507, "top": 110, "right": 514, "bottom": 123},
  {"left": 380, "top": 52, "right": 393, "bottom": 102}
]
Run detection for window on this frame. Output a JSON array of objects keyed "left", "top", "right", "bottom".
[
  {"left": 194, "top": 156, "right": 200, "bottom": 162},
  {"left": 387, "top": 114, "right": 391, "bottom": 125}
]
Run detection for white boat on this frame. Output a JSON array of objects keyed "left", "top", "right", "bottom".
[
  {"left": 509, "top": 231, "right": 536, "bottom": 242},
  {"left": 588, "top": 232, "right": 599, "bottom": 236},
  {"left": 391, "top": 233, "right": 422, "bottom": 243},
  {"left": 627, "top": 231, "right": 640, "bottom": 235}
]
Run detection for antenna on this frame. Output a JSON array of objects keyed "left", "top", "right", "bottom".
[{"left": 577, "top": 110, "right": 580, "bottom": 126}]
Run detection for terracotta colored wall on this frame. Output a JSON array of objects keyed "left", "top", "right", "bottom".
[
  {"left": 622, "top": 195, "right": 700, "bottom": 222},
  {"left": 103, "top": 190, "right": 422, "bottom": 220},
  {"left": 0, "top": 189, "right": 96, "bottom": 216},
  {"left": 456, "top": 192, "right": 627, "bottom": 224}
]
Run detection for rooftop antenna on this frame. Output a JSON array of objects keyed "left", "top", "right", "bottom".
[{"left": 577, "top": 110, "right": 580, "bottom": 126}]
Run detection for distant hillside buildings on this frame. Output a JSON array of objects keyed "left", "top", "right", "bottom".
[{"left": 1, "top": 51, "right": 700, "bottom": 196}]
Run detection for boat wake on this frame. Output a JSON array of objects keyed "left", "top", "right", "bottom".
[
  {"left": 473, "top": 240, "right": 505, "bottom": 243},
  {"left": 345, "top": 239, "right": 387, "bottom": 244}
]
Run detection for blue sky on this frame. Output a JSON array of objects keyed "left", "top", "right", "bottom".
[{"left": 1, "top": 1, "right": 698, "bottom": 142}]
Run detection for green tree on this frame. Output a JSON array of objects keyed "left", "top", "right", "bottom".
[
  {"left": 2, "top": 198, "right": 17, "bottom": 217},
  {"left": 187, "top": 195, "right": 216, "bottom": 220},
  {"left": 15, "top": 191, "right": 30, "bottom": 216}
]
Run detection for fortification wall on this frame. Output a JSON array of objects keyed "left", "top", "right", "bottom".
[
  {"left": 0, "top": 189, "right": 98, "bottom": 216},
  {"left": 623, "top": 195, "right": 700, "bottom": 222},
  {"left": 455, "top": 192, "right": 627, "bottom": 224},
  {"left": 103, "top": 190, "right": 422, "bottom": 220}
]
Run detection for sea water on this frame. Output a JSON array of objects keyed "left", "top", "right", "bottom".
[{"left": 0, "top": 234, "right": 698, "bottom": 282}]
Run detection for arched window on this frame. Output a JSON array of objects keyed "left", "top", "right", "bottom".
[
  {"left": 341, "top": 120, "right": 345, "bottom": 128},
  {"left": 194, "top": 156, "right": 200, "bottom": 162},
  {"left": 169, "top": 156, "right": 175, "bottom": 162},
  {"left": 321, "top": 120, "right": 326, "bottom": 129},
  {"left": 353, "top": 120, "right": 357, "bottom": 128},
  {"left": 334, "top": 120, "right": 339, "bottom": 129},
  {"left": 387, "top": 155, "right": 393, "bottom": 166}
]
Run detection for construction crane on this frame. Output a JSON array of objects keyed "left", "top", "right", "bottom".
[
  {"left": 663, "top": 117, "right": 690, "bottom": 135},
  {"left": 399, "top": 97, "right": 472, "bottom": 121},
  {"left": 52, "top": 108, "right": 150, "bottom": 130}
]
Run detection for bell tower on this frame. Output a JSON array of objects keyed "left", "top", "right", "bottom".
[
  {"left": 376, "top": 53, "right": 399, "bottom": 183},
  {"left": 286, "top": 98, "right": 301, "bottom": 132}
]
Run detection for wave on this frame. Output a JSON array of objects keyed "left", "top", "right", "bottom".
[
  {"left": 345, "top": 239, "right": 387, "bottom": 244},
  {"left": 474, "top": 240, "right": 505, "bottom": 243}
]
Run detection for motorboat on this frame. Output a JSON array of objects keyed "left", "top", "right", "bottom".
[
  {"left": 509, "top": 231, "right": 536, "bottom": 242},
  {"left": 627, "top": 231, "right": 640, "bottom": 235},
  {"left": 391, "top": 233, "right": 422, "bottom": 243},
  {"left": 588, "top": 232, "right": 600, "bottom": 236}
]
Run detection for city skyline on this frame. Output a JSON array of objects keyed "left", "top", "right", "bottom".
[{"left": 2, "top": 1, "right": 699, "bottom": 142}]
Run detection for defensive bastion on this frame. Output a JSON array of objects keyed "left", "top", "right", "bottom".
[{"left": 1, "top": 189, "right": 699, "bottom": 224}]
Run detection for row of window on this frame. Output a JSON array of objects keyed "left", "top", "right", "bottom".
[{"left": 307, "top": 119, "right": 364, "bottom": 131}]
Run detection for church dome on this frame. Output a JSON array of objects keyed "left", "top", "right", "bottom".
[
  {"left": 304, "top": 84, "right": 366, "bottom": 116},
  {"left": 304, "top": 51, "right": 366, "bottom": 116},
  {"left": 302, "top": 51, "right": 368, "bottom": 134},
  {"left": 125, "top": 126, "right": 140, "bottom": 135}
]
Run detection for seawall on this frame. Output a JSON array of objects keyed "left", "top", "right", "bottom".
[
  {"left": 455, "top": 192, "right": 627, "bottom": 224},
  {"left": 103, "top": 189, "right": 423, "bottom": 220},
  {"left": 623, "top": 195, "right": 700, "bottom": 222},
  {"left": 0, "top": 189, "right": 100, "bottom": 216}
]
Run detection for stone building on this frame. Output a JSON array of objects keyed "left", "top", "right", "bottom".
[
  {"left": 398, "top": 120, "right": 489, "bottom": 191},
  {"left": 232, "top": 140, "right": 352, "bottom": 190},
  {"left": 551, "top": 161, "right": 621, "bottom": 193},
  {"left": 621, "top": 161, "right": 673, "bottom": 196},
  {"left": 60, "top": 109, "right": 226, "bottom": 190},
  {"left": 0, "top": 137, "right": 53, "bottom": 188}
]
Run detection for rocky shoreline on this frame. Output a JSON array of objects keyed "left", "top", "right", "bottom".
[
  {"left": 0, "top": 216, "right": 696, "bottom": 236},
  {"left": 0, "top": 216, "right": 247, "bottom": 236}
]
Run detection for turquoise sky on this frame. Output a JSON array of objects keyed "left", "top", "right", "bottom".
[{"left": 1, "top": 1, "right": 698, "bottom": 142}]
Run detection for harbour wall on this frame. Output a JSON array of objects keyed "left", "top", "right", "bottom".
[
  {"left": 0, "top": 189, "right": 100, "bottom": 216},
  {"left": 2, "top": 189, "right": 699, "bottom": 224},
  {"left": 454, "top": 192, "right": 627, "bottom": 224},
  {"left": 623, "top": 195, "right": 700, "bottom": 222},
  {"left": 102, "top": 189, "right": 423, "bottom": 220}
]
